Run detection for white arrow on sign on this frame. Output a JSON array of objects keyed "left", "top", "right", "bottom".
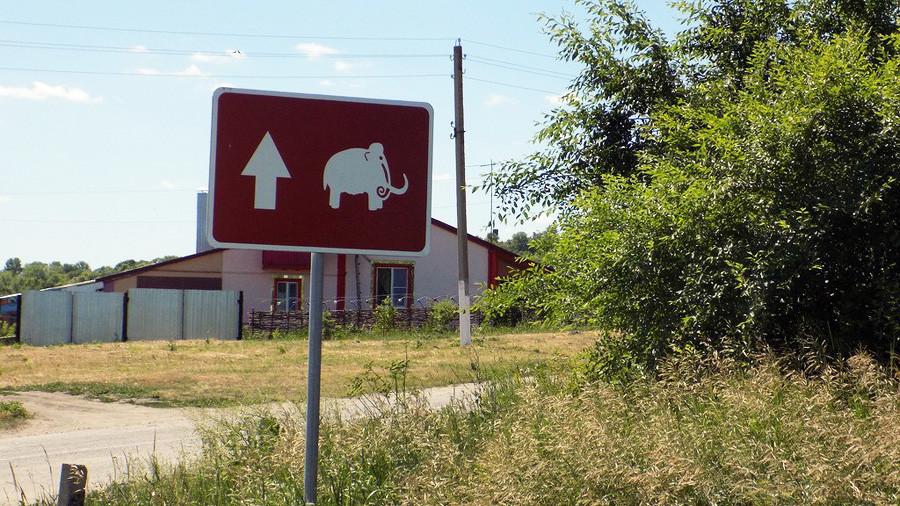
[{"left": 241, "top": 131, "right": 291, "bottom": 210}]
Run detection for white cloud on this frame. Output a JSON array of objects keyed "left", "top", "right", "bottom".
[
  {"left": 432, "top": 173, "right": 452, "bottom": 182},
  {"left": 333, "top": 60, "right": 373, "bottom": 73},
  {"left": 129, "top": 45, "right": 149, "bottom": 53},
  {"left": 0, "top": 196, "right": 10, "bottom": 204},
  {"left": 134, "top": 68, "right": 160, "bottom": 75},
  {"left": 485, "top": 93, "right": 515, "bottom": 107},
  {"left": 175, "top": 65, "right": 208, "bottom": 77},
  {"left": 191, "top": 50, "right": 246, "bottom": 63},
  {"left": 296, "top": 43, "right": 338, "bottom": 59},
  {"left": 0, "top": 82, "right": 102, "bottom": 103},
  {"left": 544, "top": 94, "right": 565, "bottom": 105},
  {"left": 158, "top": 181, "right": 177, "bottom": 190}
]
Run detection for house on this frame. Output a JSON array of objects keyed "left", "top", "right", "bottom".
[{"left": 96, "top": 218, "right": 521, "bottom": 318}]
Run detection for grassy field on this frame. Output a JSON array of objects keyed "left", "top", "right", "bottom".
[
  {"left": 49, "top": 348, "right": 900, "bottom": 505},
  {"left": 0, "top": 330, "right": 596, "bottom": 407}
]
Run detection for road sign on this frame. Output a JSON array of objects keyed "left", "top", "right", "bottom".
[{"left": 207, "top": 88, "right": 433, "bottom": 256}]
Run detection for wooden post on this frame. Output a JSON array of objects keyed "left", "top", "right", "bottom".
[
  {"left": 453, "top": 41, "right": 472, "bottom": 346},
  {"left": 58, "top": 464, "right": 87, "bottom": 506}
]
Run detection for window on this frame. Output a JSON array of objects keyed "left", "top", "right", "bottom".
[
  {"left": 274, "top": 278, "right": 302, "bottom": 312},
  {"left": 373, "top": 264, "right": 413, "bottom": 308}
]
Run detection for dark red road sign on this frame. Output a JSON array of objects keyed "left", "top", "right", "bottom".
[{"left": 207, "top": 88, "right": 433, "bottom": 255}]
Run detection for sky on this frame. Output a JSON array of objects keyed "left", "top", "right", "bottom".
[{"left": 0, "top": 1, "right": 680, "bottom": 268}]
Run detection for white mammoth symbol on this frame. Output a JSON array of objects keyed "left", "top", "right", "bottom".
[{"left": 322, "top": 142, "right": 409, "bottom": 211}]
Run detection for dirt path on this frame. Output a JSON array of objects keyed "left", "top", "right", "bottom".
[
  {"left": 0, "top": 392, "right": 206, "bottom": 505},
  {"left": 0, "top": 384, "right": 478, "bottom": 505}
]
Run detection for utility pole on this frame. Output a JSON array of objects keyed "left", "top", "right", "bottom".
[{"left": 453, "top": 41, "right": 472, "bottom": 346}]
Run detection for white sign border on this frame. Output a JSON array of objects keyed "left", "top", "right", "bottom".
[{"left": 207, "top": 87, "right": 434, "bottom": 257}]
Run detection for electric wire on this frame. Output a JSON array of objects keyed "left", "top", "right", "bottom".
[
  {"left": 467, "top": 55, "right": 575, "bottom": 79},
  {"left": 0, "top": 38, "right": 447, "bottom": 59},
  {"left": 0, "top": 19, "right": 452, "bottom": 41},
  {"left": 465, "top": 76, "right": 561, "bottom": 94},
  {"left": 463, "top": 38, "right": 559, "bottom": 58},
  {"left": 0, "top": 65, "right": 447, "bottom": 80}
]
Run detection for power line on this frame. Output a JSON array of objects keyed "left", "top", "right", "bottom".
[
  {"left": 467, "top": 58, "right": 572, "bottom": 80},
  {"left": 0, "top": 65, "right": 447, "bottom": 80},
  {"left": 467, "top": 55, "right": 575, "bottom": 79},
  {"left": 1, "top": 218, "right": 194, "bottom": 224},
  {"left": 0, "top": 19, "right": 453, "bottom": 42},
  {"left": 465, "top": 76, "right": 561, "bottom": 95},
  {"left": 464, "top": 39, "right": 559, "bottom": 59},
  {"left": 0, "top": 38, "right": 447, "bottom": 59},
  {"left": 0, "top": 188, "right": 197, "bottom": 196}
]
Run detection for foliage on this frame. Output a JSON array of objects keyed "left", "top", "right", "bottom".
[
  {"left": 567, "top": 331, "right": 653, "bottom": 390},
  {"left": 490, "top": 229, "right": 555, "bottom": 261},
  {"left": 372, "top": 298, "right": 397, "bottom": 336},
  {"left": 424, "top": 300, "right": 458, "bottom": 332},
  {"left": 0, "top": 256, "right": 177, "bottom": 295},
  {"left": 0, "top": 400, "right": 30, "bottom": 429},
  {"left": 50, "top": 351, "right": 900, "bottom": 505},
  {"left": 0, "top": 320, "right": 14, "bottom": 338},
  {"left": 482, "top": 0, "right": 900, "bottom": 363},
  {"left": 321, "top": 310, "right": 336, "bottom": 340}
]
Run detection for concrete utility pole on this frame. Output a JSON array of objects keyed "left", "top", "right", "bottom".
[{"left": 453, "top": 41, "right": 472, "bottom": 346}]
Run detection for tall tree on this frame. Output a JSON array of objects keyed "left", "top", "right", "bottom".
[{"left": 3, "top": 258, "right": 22, "bottom": 275}]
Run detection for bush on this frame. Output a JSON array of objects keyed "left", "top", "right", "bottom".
[
  {"left": 424, "top": 300, "right": 458, "bottom": 331},
  {"left": 493, "top": 29, "right": 900, "bottom": 366},
  {"left": 373, "top": 298, "right": 397, "bottom": 336}
]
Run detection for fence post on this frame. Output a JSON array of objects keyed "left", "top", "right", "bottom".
[{"left": 57, "top": 464, "right": 87, "bottom": 506}]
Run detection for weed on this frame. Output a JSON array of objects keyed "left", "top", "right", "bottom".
[
  {"left": 0, "top": 400, "right": 30, "bottom": 429},
  {"left": 373, "top": 299, "right": 397, "bottom": 336}
]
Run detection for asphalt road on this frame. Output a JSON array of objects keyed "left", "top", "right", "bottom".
[{"left": 0, "top": 384, "right": 477, "bottom": 505}]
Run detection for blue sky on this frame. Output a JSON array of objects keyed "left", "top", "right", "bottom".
[{"left": 0, "top": 1, "right": 679, "bottom": 268}]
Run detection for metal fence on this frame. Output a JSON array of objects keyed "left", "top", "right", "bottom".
[{"left": 17, "top": 289, "right": 242, "bottom": 346}]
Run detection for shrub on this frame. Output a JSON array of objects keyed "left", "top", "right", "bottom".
[
  {"left": 373, "top": 298, "right": 397, "bottom": 336},
  {"left": 424, "top": 300, "right": 458, "bottom": 331}
]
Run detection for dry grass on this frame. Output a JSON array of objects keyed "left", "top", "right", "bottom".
[
  {"left": 0, "top": 331, "right": 594, "bottom": 406},
  {"left": 427, "top": 351, "right": 900, "bottom": 505},
  {"left": 44, "top": 345, "right": 900, "bottom": 505}
]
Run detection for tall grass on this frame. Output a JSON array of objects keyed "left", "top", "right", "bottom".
[{"left": 30, "top": 350, "right": 900, "bottom": 505}]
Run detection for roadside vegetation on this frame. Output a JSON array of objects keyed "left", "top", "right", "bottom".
[
  {"left": 17, "top": 348, "right": 895, "bottom": 505},
  {"left": 0, "top": 400, "right": 30, "bottom": 430}
]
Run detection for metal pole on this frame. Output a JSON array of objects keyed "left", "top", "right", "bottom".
[
  {"left": 304, "top": 252, "right": 325, "bottom": 505},
  {"left": 454, "top": 42, "right": 472, "bottom": 347}
]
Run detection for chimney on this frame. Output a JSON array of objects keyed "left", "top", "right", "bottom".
[{"left": 196, "top": 191, "right": 213, "bottom": 253}]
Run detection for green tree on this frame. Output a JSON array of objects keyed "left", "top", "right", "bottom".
[
  {"left": 504, "top": 232, "right": 531, "bottom": 256},
  {"left": 485, "top": 0, "right": 900, "bottom": 364},
  {"left": 3, "top": 258, "right": 22, "bottom": 275}
]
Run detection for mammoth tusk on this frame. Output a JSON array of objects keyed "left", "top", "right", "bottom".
[{"left": 390, "top": 174, "right": 409, "bottom": 196}]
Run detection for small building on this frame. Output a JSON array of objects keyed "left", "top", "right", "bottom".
[{"left": 96, "top": 218, "right": 521, "bottom": 318}]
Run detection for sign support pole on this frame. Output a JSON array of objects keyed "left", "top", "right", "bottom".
[{"left": 304, "top": 252, "right": 325, "bottom": 505}]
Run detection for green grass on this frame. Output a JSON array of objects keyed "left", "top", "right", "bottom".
[
  {"left": 24, "top": 349, "right": 900, "bottom": 505},
  {"left": 0, "top": 400, "right": 30, "bottom": 429}
]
